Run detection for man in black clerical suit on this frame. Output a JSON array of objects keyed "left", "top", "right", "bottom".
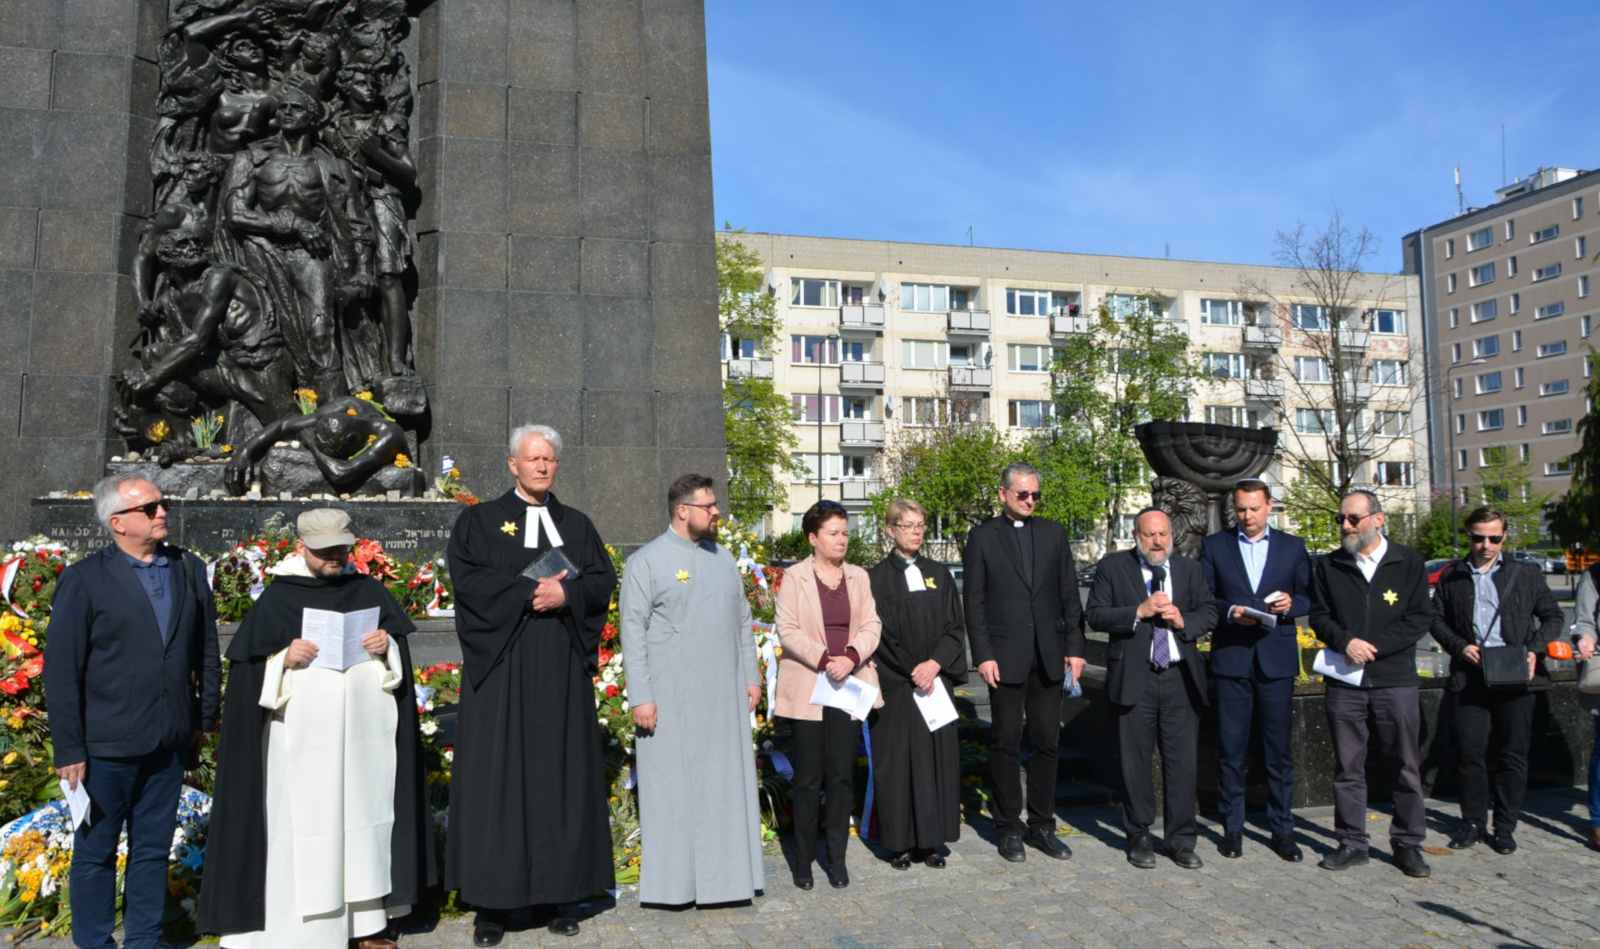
[
  {"left": 963, "top": 462, "right": 1085, "bottom": 863},
  {"left": 1086, "top": 507, "right": 1217, "bottom": 870}
]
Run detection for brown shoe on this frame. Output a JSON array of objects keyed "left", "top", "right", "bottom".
[{"left": 352, "top": 935, "right": 397, "bottom": 949}]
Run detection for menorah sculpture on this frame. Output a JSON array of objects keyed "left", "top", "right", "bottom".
[{"left": 1135, "top": 421, "right": 1278, "bottom": 559}]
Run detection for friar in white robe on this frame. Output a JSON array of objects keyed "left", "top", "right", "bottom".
[
  {"left": 199, "top": 509, "right": 435, "bottom": 948},
  {"left": 620, "top": 475, "right": 765, "bottom": 906}
]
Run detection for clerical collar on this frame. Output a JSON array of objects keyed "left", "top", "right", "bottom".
[
  {"left": 514, "top": 486, "right": 550, "bottom": 507},
  {"left": 1007, "top": 515, "right": 1029, "bottom": 528},
  {"left": 894, "top": 552, "right": 919, "bottom": 568}
]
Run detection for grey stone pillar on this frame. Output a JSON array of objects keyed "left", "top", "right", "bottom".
[
  {"left": 414, "top": 0, "right": 725, "bottom": 545},
  {"left": 0, "top": 1, "right": 164, "bottom": 539}
]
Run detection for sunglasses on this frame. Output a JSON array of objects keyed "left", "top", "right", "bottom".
[
  {"left": 112, "top": 499, "right": 170, "bottom": 519},
  {"left": 1010, "top": 491, "right": 1042, "bottom": 501},
  {"left": 1333, "top": 512, "right": 1373, "bottom": 526},
  {"left": 1468, "top": 533, "right": 1505, "bottom": 544}
]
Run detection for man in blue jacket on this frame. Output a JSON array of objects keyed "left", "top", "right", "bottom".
[
  {"left": 1199, "top": 479, "right": 1311, "bottom": 862},
  {"left": 44, "top": 474, "right": 221, "bottom": 949}
]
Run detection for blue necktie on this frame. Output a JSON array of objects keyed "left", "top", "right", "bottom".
[{"left": 1149, "top": 564, "right": 1169, "bottom": 669}]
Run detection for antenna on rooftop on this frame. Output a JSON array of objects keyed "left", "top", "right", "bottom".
[
  {"left": 1454, "top": 165, "right": 1464, "bottom": 214},
  {"left": 1501, "top": 125, "right": 1507, "bottom": 186},
  {"left": 966, "top": 225, "right": 974, "bottom": 246}
]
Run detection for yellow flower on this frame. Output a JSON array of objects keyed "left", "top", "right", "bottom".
[
  {"left": 7, "top": 716, "right": 23, "bottom": 730},
  {"left": 393, "top": 452, "right": 412, "bottom": 468},
  {"left": 675, "top": 569, "right": 691, "bottom": 583},
  {"left": 144, "top": 420, "right": 170, "bottom": 443},
  {"left": 346, "top": 408, "right": 358, "bottom": 416},
  {"left": 220, "top": 444, "right": 233, "bottom": 454},
  {"left": 355, "top": 390, "right": 375, "bottom": 401},
  {"left": 0, "top": 779, "right": 9, "bottom": 791},
  {"left": 294, "top": 388, "right": 318, "bottom": 403},
  {"left": 2, "top": 751, "right": 16, "bottom": 766},
  {"left": 365, "top": 433, "right": 378, "bottom": 446},
  {"left": 449, "top": 467, "right": 462, "bottom": 478},
  {"left": 500, "top": 521, "right": 518, "bottom": 536}
]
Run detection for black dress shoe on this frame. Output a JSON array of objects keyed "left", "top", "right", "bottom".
[
  {"left": 472, "top": 919, "right": 505, "bottom": 947},
  {"left": 1127, "top": 833, "right": 1157, "bottom": 869},
  {"left": 547, "top": 916, "right": 580, "bottom": 937},
  {"left": 1269, "top": 833, "right": 1304, "bottom": 863},
  {"left": 1218, "top": 831, "right": 1242, "bottom": 859},
  {"left": 792, "top": 870, "right": 814, "bottom": 890},
  {"left": 1317, "top": 843, "right": 1369, "bottom": 871},
  {"left": 998, "top": 832, "right": 1026, "bottom": 863},
  {"left": 1024, "top": 827, "right": 1073, "bottom": 860},
  {"left": 923, "top": 850, "right": 946, "bottom": 868},
  {"left": 1447, "top": 821, "right": 1485, "bottom": 850},
  {"left": 889, "top": 850, "right": 913, "bottom": 870},
  {"left": 825, "top": 862, "right": 849, "bottom": 889},
  {"left": 1488, "top": 829, "right": 1517, "bottom": 855},
  {"left": 1165, "top": 844, "right": 1203, "bottom": 870},
  {"left": 1394, "top": 844, "right": 1431, "bottom": 878}
]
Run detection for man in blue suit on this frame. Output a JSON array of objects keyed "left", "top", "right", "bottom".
[
  {"left": 45, "top": 474, "right": 220, "bottom": 949},
  {"left": 1198, "top": 479, "right": 1311, "bottom": 862}
]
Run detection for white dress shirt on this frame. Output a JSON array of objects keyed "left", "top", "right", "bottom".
[
  {"left": 1354, "top": 536, "right": 1388, "bottom": 583},
  {"left": 1137, "top": 556, "right": 1182, "bottom": 664}
]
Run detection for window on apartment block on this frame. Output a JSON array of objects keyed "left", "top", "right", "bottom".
[
  {"left": 1511, "top": 330, "right": 1523, "bottom": 351},
  {"left": 1455, "top": 413, "right": 1466, "bottom": 435},
  {"left": 1538, "top": 340, "right": 1568, "bottom": 358},
  {"left": 1478, "top": 409, "right": 1505, "bottom": 431},
  {"left": 1448, "top": 307, "right": 1460, "bottom": 328},
  {"left": 1541, "top": 379, "right": 1570, "bottom": 397},
  {"left": 1480, "top": 445, "right": 1509, "bottom": 467},
  {"left": 946, "top": 342, "right": 978, "bottom": 367},
  {"left": 1445, "top": 238, "right": 1456, "bottom": 258},
  {"left": 1199, "top": 299, "right": 1244, "bottom": 325},
  {"left": 900, "top": 283, "right": 951, "bottom": 312},
  {"left": 1530, "top": 224, "right": 1560, "bottom": 244},
  {"left": 1105, "top": 292, "right": 1161, "bottom": 320},
  {"left": 791, "top": 394, "right": 841, "bottom": 423},
  {"left": 1519, "top": 443, "right": 1531, "bottom": 462},
  {"left": 901, "top": 339, "right": 947, "bottom": 369},
  {"left": 1574, "top": 196, "right": 1585, "bottom": 219},
  {"left": 1292, "top": 303, "right": 1328, "bottom": 330},
  {"left": 1370, "top": 411, "right": 1408, "bottom": 437},
  {"left": 1546, "top": 457, "right": 1574, "bottom": 477},
  {"left": 1373, "top": 461, "right": 1414, "bottom": 487},
  {"left": 1370, "top": 359, "right": 1407, "bottom": 386},
  {"left": 1518, "top": 405, "right": 1528, "bottom": 426},
  {"left": 1447, "top": 273, "right": 1458, "bottom": 293},
  {"left": 1008, "top": 344, "right": 1056, "bottom": 373},
  {"left": 1451, "top": 342, "right": 1462, "bottom": 363},
  {"left": 791, "top": 278, "right": 841, "bottom": 307},
  {"left": 1578, "top": 236, "right": 1590, "bottom": 259},
  {"left": 1507, "top": 255, "right": 1518, "bottom": 277},
  {"left": 1295, "top": 408, "right": 1333, "bottom": 434},
  {"left": 791, "top": 334, "right": 840, "bottom": 364},
  {"left": 838, "top": 338, "right": 867, "bottom": 362},
  {"left": 1509, "top": 292, "right": 1521, "bottom": 313},
  {"left": 1006, "top": 288, "right": 1073, "bottom": 317},
  {"left": 1579, "top": 275, "right": 1591, "bottom": 299},
  {"left": 901, "top": 397, "right": 947, "bottom": 427},
  {"left": 1294, "top": 356, "right": 1330, "bottom": 382},
  {"left": 1008, "top": 400, "right": 1055, "bottom": 429},
  {"left": 841, "top": 396, "right": 869, "bottom": 420},
  {"left": 1583, "top": 314, "right": 1593, "bottom": 338},
  {"left": 1456, "top": 449, "right": 1468, "bottom": 471},
  {"left": 1533, "top": 262, "right": 1563, "bottom": 283},
  {"left": 1505, "top": 220, "right": 1516, "bottom": 240},
  {"left": 1514, "top": 367, "right": 1525, "bottom": 388},
  {"left": 1469, "top": 262, "right": 1496, "bottom": 287},
  {"left": 1202, "top": 352, "right": 1247, "bottom": 379},
  {"left": 1205, "top": 405, "right": 1261, "bottom": 427},
  {"left": 1473, "top": 335, "right": 1499, "bottom": 358},
  {"left": 1468, "top": 227, "right": 1494, "bottom": 251},
  {"left": 1543, "top": 418, "right": 1573, "bottom": 435},
  {"left": 1372, "top": 309, "right": 1406, "bottom": 334},
  {"left": 1535, "top": 301, "right": 1565, "bottom": 319},
  {"left": 1476, "top": 370, "right": 1503, "bottom": 394},
  {"left": 1452, "top": 377, "right": 1464, "bottom": 398}
]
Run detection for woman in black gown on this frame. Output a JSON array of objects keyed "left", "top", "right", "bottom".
[{"left": 867, "top": 498, "right": 968, "bottom": 869}]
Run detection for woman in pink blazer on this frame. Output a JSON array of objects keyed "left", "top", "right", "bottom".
[{"left": 775, "top": 500, "right": 881, "bottom": 891}]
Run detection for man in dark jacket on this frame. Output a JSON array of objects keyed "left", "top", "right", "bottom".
[
  {"left": 1430, "top": 506, "right": 1564, "bottom": 854},
  {"left": 963, "top": 462, "right": 1084, "bottom": 863},
  {"left": 1087, "top": 508, "right": 1218, "bottom": 870},
  {"left": 1309, "top": 489, "right": 1433, "bottom": 877},
  {"left": 44, "top": 474, "right": 221, "bottom": 949}
]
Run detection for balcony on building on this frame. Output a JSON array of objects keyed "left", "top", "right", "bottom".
[
  {"left": 840, "top": 478, "right": 884, "bottom": 507},
  {"left": 1337, "top": 325, "right": 1370, "bottom": 352},
  {"left": 839, "top": 420, "right": 886, "bottom": 448},
  {"left": 1340, "top": 378, "right": 1374, "bottom": 402},
  {"left": 725, "top": 357, "right": 774, "bottom": 380},
  {"left": 946, "top": 307, "right": 991, "bottom": 336},
  {"left": 1243, "top": 323, "right": 1282, "bottom": 348},
  {"left": 839, "top": 303, "right": 886, "bottom": 333},
  {"left": 838, "top": 361, "right": 886, "bottom": 389},
  {"left": 948, "top": 365, "right": 993, "bottom": 389},
  {"left": 1049, "top": 311, "right": 1093, "bottom": 336},
  {"left": 1244, "top": 377, "right": 1285, "bottom": 401}
]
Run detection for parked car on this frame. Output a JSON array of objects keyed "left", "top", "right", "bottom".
[
  {"left": 1545, "top": 555, "right": 1568, "bottom": 575},
  {"left": 1508, "top": 551, "right": 1545, "bottom": 570},
  {"left": 1425, "top": 558, "right": 1455, "bottom": 596}
]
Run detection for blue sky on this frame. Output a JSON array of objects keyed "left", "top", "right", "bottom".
[{"left": 705, "top": 1, "right": 1600, "bottom": 272}]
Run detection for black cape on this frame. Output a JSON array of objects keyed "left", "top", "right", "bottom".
[
  {"left": 867, "top": 554, "right": 967, "bottom": 852},
  {"left": 197, "top": 570, "right": 434, "bottom": 935},
  {"left": 444, "top": 489, "right": 617, "bottom": 908}
]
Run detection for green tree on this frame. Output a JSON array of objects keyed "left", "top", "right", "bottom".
[
  {"left": 1020, "top": 433, "right": 1108, "bottom": 539},
  {"left": 1472, "top": 453, "right": 1549, "bottom": 546},
  {"left": 1546, "top": 350, "right": 1600, "bottom": 550},
  {"left": 718, "top": 230, "right": 800, "bottom": 524},
  {"left": 1281, "top": 474, "right": 1341, "bottom": 553},
  {"left": 1049, "top": 292, "right": 1203, "bottom": 544},
  {"left": 870, "top": 422, "right": 1014, "bottom": 556},
  {"left": 1392, "top": 491, "right": 1462, "bottom": 560}
]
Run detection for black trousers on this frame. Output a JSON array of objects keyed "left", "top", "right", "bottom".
[
  {"left": 1326, "top": 685, "right": 1426, "bottom": 847},
  {"left": 988, "top": 661, "right": 1062, "bottom": 834},
  {"left": 1214, "top": 671, "right": 1295, "bottom": 836},
  {"left": 1454, "top": 671, "right": 1537, "bottom": 832},
  {"left": 790, "top": 706, "right": 858, "bottom": 869},
  {"left": 1116, "top": 664, "right": 1201, "bottom": 848}
]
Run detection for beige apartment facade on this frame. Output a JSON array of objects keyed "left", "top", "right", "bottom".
[
  {"left": 725, "top": 232, "right": 1429, "bottom": 544},
  {"left": 1403, "top": 167, "right": 1598, "bottom": 512}
]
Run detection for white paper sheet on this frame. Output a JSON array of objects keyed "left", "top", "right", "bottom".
[
  {"left": 903, "top": 563, "right": 925, "bottom": 592},
  {"left": 912, "top": 678, "right": 959, "bottom": 731},
  {"left": 300, "top": 606, "right": 381, "bottom": 672},
  {"left": 1237, "top": 605, "right": 1278, "bottom": 626},
  {"left": 59, "top": 777, "right": 90, "bottom": 829},
  {"left": 1312, "top": 648, "right": 1366, "bottom": 686},
  {"left": 809, "top": 670, "right": 879, "bottom": 721}
]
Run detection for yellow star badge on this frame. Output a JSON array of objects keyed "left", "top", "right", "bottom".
[
  {"left": 500, "top": 520, "right": 517, "bottom": 536},
  {"left": 1382, "top": 589, "right": 1399, "bottom": 606},
  {"left": 924, "top": 576, "right": 938, "bottom": 590},
  {"left": 675, "top": 569, "right": 691, "bottom": 583}
]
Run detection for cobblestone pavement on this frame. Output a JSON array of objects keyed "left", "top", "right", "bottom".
[{"left": 19, "top": 788, "right": 1598, "bottom": 948}]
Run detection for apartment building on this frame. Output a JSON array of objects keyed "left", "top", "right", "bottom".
[
  {"left": 1403, "top": 166, "right": 1598, "bottom": 510},
  {"left": 725, "top": 232, "right": 1429, "bottom": 540}
]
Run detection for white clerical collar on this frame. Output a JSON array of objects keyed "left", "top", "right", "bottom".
[
  {"left": 516, "top": 490, "right": 562, "bottom": 549},
  {"left": 1008, "top": 516, "right": 1027, "bottom": 529}
]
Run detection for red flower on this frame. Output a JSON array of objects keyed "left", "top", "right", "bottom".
[
  {"left": 605, "top": 684, "right": 619, "bottom": 698},
  {"left": 53, "top": 563, "right": 63, "bottom": 575},
  {"left": 600, "top": 623, "right": 617, "bottom": 643},
  {"left": 20, "top": 656, "right": 42, "bottom": 678}
]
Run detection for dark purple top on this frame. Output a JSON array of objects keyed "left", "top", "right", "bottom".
[{"left": 816, "top": 574, "right": 851, "bottom": 658}]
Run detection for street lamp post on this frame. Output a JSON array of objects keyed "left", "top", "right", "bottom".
[{"left": 1444, "top": 357, "right": 1490, "bottom": 552}]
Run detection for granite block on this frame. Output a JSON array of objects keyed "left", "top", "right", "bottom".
[
  {"left": 415, "top": 81, "right": 441, "bottom": 141},
  {"left": 643, "top": 0, "right": 709, "bottom": 101},
  {"left": 579, "top": 93, "right": 644, "bottom": 150},
  {"left": 658, "top": 448, "right": 726, "bottom": 501},
  {"left": 646, "top": 95, "right": 711, "bottom": 155},
  {"left": 443, "top": 81, "right": 508, "bottom": 140},
  {"left": 134, "top": 0, "right": 163, "bottom": 63},
  {"left": 439, "top": 231, "right": 507, "bottom": 289},
  {"left": 508, "top": 236, "right": 579, "bottom": 292},
  {"left": 121, "top": 115, "right": 156, "bottom": 217},
  {"left": 656, "top": 390, "right": 723, "bottom": 449},
  {"left": 29, "top": 271, "right": 115, "bottom": 374},
  {"left": 20, "top": 374, "right": 104, "bottom": 437},
  {"left": 430, "top": 384, "right": 513, "bottom": 445},
  {"left": 431, "top": 0, "right": 508, "bottom": 85},
  {"left": 581, "top": 295, "right": 651, "bottom": 386},
  {"left": 583, "top": 387, "right": 655, "bottom": 447},
  {"left": 648, "top": 152, "right": 713, "bottom": 242},
  {"left": 412, "top": 287, "right": 440, "bottom": 381},
  {"left": 0, "top": 208, "right": 37, "bottom": 269},
  {"left": 508, "top": 0, "right": 577, "bottom": 90},
  {"left": 0, "top": 273, "right": 31, "bottom": 371},
  {"left": 508, "top": 88, "right": 577, "bottom": 145},
  {"left": 508, "top": 142, "right": 578, "bottom": 235},
  {"left": 508, "top": 386, "right": 583, "bottom": 452},
  {"left": 648, "top": 240, "right": 715, "bottom": 300},
  {"left": 113, "top": 213, "right": 142, "bottom": 275},
  {"left": 0, "top": 373, "right": 19, "bottom": 436},
  {"left": 579, "top": 239, "right": 647, "bottom": 297},
  {"left": 576, "top": 0, "right": 642, "bottom": 96},
  {"left": 51, "top": 52, "right": 130, "bottom": 114},
  {"left": 0, "top": 0, "right": 54, "bottom": 49},
  {"left": 506, "top": 292, "right": 583, "bottom": 388},
  {"left": 37, "top": 209, "right": 114, "bottom": 273},
  {"left": 434, "top": 138, "right": 506, "bottom": 232},
  {"left": 412, "top": 137, "right": 442, "bottom": 233},
  {"left": 438, "top": 289, "right": 510, "bottom": 385},
  {"left": 0, "top": 46, "right": 51, "bottom": 111},
  {"left": 414, "top": 232, "right": 442, "bottom": 289},
  {"left": 578, "top": 149, "right": 646, "bottom": 238},
  {"left": 650, "top": 296, "right": 713, "bottom": 385},
  {"left": 56, "top": 0, "right": 139, "bottom": 55},
  {"left": 0, "top": 108, "right": 47, "bottom": 207},
  {"left": 579, "top": 446, "right": 657, "bottom": 541},
  {"left": 42, "top": 111, "right": 129, "bottom": 211}
]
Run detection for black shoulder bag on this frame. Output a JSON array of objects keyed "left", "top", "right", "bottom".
[{"left": 1478, "top": 567, "right": 1528, "bottom": 688}]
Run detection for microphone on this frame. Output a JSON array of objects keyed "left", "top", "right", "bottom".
[{"left": 1147, "top": 564, "right": 1167, "bottom": 628}]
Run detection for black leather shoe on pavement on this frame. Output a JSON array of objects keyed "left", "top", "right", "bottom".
[
  {"left": 1127, "top": 833, "right": 1157, "bottom": 870},
  {"left": 923, "top": 850, "right": 947, "bottom": 868},
  {"left": 1488, "top": 829, "right": 1518, "bottom": 855},
  {"left": 1218, "top": 831, "right": 1242, "bottom": 859},
  {"left": 472, "top": 919, "right": 505, "bottom": 947},
  {"left": 1024, "top": 827, "right": 1073, "bottom": 860},
  {"left": 547, "top": 917, "right": 580, "bottom": 937},
  {"left": 1447, "top": 821, "right": 1485, "bottom": 850},
  {"left": 889, "top": 850, "right": 912, "bottom": 870},
  {"left": 825, "top": 862, "right": 849, "bottom": 889},
  {"left": 1269, "top": 833, "right": 1304, "bottom": 863},
  {"left": 998, "top": 833, "right": 1026, "bottom": 863},
  {"left": 1317, "top": 844, "right": 1369, "bottom": 871},
  {"left": 1166, "top": 845, "right": 1203, "bottom": 870},
  {"left": 1394, "top": 844, "right": 1432, "bottom": 878},
  {"left": 792, "top": 870, "right": 813, "bottom": 890}
]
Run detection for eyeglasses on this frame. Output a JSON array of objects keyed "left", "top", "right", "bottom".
[
  {"left": 1468, "top": 533, "right": 1505, "bottom": 544},
  {"left": 893, "top": 522, "right": 927, "bottom": 532},
  {"left": 679, "top": 501, "right": 720, "bottom": 511},
  {"left": 1334, "top": 512, "right": 1373, "bottom": 526},
  {"left": 112, "top": 499, "right": 170, "bottom": 519},
  {"left": 1011, "top": 491, "right": 1042, "bottom": 501}
]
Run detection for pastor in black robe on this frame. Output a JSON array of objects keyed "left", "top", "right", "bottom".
[
  {"left": 197, "top": 567, "right": 434, "bottom": 935},
  {"left": 444, "top": 489, "right": 617, "bottom": 909},
  {"left": 867, "top": 553, "right": 968, "bottom": 853}
]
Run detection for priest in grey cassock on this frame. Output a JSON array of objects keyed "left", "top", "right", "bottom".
[
  {"left": 445, "top": 425, "right": 617, "bottom": 946},
  {"left": 619, "top": 474, "right": 764, "bottom": 907}
]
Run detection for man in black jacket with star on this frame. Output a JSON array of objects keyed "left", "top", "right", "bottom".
[{"left": 1310, "top": 489, "right": 1433, "bottom": 877}]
